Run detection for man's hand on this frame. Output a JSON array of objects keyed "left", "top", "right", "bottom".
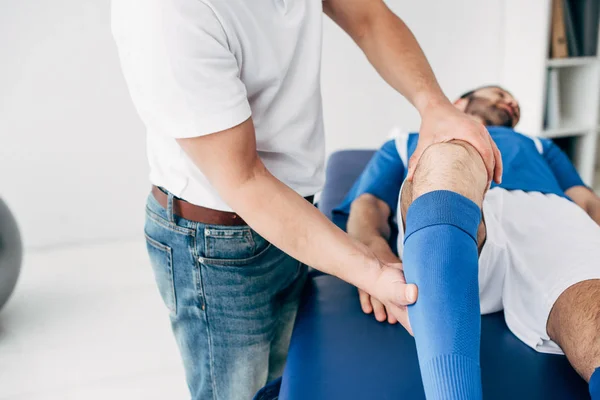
[
  {"left": 407, "top": 100, "right": 503, "bottom": 186},
  {"left": 362, "top": 262, "right": 417, "bottom": 334}
]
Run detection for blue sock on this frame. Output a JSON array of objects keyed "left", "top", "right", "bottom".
[
  {"left": 591, "top": 367, "right": 600, "bottom": 399},
  {"left": 402, "top": 190, "right": 482, "bottom": 399}
]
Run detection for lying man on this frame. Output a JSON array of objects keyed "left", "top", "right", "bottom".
[{"left": 334, "top": 85, "right": 600, "bottom": 399}]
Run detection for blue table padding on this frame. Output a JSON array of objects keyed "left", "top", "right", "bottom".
[{"left": 278, "top": 149, "right": 589, "bottom": 400}]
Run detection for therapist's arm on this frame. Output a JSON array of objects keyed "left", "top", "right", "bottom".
[
  {"left": 347, "top": 194, "right": 414, "bottom": 329},
  {"left": 323, "top": 0, "right": 502, "bottom": 185},
  {"left": 566, "top": 186, "right": 600, "bottom": 225},
  {"left": 177, "top": 118, "right": 417, "bottom": 321}
]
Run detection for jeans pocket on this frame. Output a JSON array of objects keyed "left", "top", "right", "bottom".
[
  {"left": 203, "top": 226, "right": 274, "bottom": 267},
  {"left": 145, "top": 233, "right": 177, "bottom": 314}
]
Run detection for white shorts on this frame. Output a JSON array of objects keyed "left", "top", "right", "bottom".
[{"left": 398, "top": 187, "right": 600, "bottom": 354}]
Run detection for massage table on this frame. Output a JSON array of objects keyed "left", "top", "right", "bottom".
[{"left": 255, "top": 150, "right": 589, "bottom": 400}]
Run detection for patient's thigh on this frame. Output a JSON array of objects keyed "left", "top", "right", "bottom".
[{"left": 399, "top": 181, "right": 487, "bottom": 252}]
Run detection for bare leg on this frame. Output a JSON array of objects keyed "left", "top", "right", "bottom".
[
  {"left": 410, "top": 141, "right": 486, "bottom": 205},
  {"left": 400, "top": 142, "right": 487, "bottom": 250},
  {"left": 547, "top": 279, "right": 600, "bottom": 381}
]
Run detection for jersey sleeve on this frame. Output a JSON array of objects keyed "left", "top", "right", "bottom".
[
  {"left": 114, "top": 0, "right": 251, "bottom": 138},
  {"left": 333, "top": 140, "right": 406, "bottom": 217},
  {"left": 541, "top": 138, "right": 586, "bottom": 191}
]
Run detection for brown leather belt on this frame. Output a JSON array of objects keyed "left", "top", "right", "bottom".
[{"left": 152, "top": 186, "right": 314, "bottom": 226}]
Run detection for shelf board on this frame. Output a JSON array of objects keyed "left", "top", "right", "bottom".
[
  {"left": 546, "top": 57, "right": 598, "bottom": 68},
  {"left": 541, "top": 126, "right": 592, "bottom": 138}
]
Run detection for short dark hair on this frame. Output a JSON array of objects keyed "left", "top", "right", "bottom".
[{"left": 459, "top": 85, "right": 511, "bottom": 99}]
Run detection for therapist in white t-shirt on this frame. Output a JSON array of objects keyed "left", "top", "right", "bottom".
[{"left": 111, "top": 0, "right": 502, "bottom": 399}]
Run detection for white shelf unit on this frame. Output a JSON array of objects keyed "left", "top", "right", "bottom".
[
  {"left": 542, "top": 125, "right": 589, "bottom": 138},
  {"left": 503, "top": 0, "right": 600, "bottom": 188},
  {"left": 546, "top": 56, "right": 598, "bottom": 67}
]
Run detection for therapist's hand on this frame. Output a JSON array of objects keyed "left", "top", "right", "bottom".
[
  {"left": 364, "top": 262, "right": 417, "bottom": 335},
  {"left": 407, "top": 100, "right": 503, "bottom": 186}
]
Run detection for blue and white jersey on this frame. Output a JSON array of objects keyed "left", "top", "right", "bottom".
[{"left": 334, "top": 126, "right": 586, "bottom": 219}]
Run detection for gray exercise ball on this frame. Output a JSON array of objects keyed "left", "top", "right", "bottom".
[{"left": 0, "top": 198, "right": 22, "bottom": 312}]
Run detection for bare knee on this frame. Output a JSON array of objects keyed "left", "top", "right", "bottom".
[
  {"left": 411, "top": 140, "right": 488, "bottom": 206},
  {"left": 547, "top": 279, "right": 600, "bottom": 381}
]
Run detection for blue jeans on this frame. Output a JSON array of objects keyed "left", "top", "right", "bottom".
[{"left": 144, "top": 190, "right": 307, "bottom": 400}]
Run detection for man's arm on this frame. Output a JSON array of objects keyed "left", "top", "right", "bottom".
[
  {"left": 566, "top": 186, "right": 600, "bottom": 225},
  {"left": 323, "top": 0, "right": 502, "bottom": 184},
  {"left": 177, "top": 119, "right": 417, "bottom": 319},
  {"left": 346, "top": 193, "right": 411, "bottom": 326},
  {"left": 541, "top": 138, "right": 600, "bottom": 225},
  {"left": 347, "top": 194, "right": 398, "bottom": 264}
]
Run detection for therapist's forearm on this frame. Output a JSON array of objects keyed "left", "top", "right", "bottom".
[
  {"left": 178, "top": 118, "right": 417, "bottom": 317},
  {"left": 211, "top": 160, "right": 381, "bottom": 292},
  {"left": 192, "top": 146, "right": 380, "bottom": 291},
  {"left": 177, "top": 118, "right": 385, "bottom": 295},
  {"left": 349, "top": 4, "right": 447, "bottom": 113}
]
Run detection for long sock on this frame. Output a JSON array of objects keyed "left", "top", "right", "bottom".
[
  {"left": 591, "top": 367, "right": 600, "bottom": 399},
  {"left": 402, "top": 190, "right": 482, "bottom": 399}
]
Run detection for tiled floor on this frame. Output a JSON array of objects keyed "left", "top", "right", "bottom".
[{"left": 0, "top": 240, "right": 189, "bottom": 400}]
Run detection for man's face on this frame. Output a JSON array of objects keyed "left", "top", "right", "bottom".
[{"left": 456, "top": 87, "right": 521, "bottom": 128}]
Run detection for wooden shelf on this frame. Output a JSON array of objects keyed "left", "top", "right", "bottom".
[
  {"left": 541, "top": 126, "right": 591, "bottom": 138},
  {"left": 546, "top": 57, "right": 599, "bottom": 67}
]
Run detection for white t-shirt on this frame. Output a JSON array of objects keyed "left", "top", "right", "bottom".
[{"left": 112, "top": 0, "right": 325, "bottom": 211}]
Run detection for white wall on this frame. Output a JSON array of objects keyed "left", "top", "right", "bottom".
[
  {"left": 0, "top": 0, "right": 505, "bottom": 249},
  {"left": 1, "top": 0, "right": 148, "bottom": 249}
]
